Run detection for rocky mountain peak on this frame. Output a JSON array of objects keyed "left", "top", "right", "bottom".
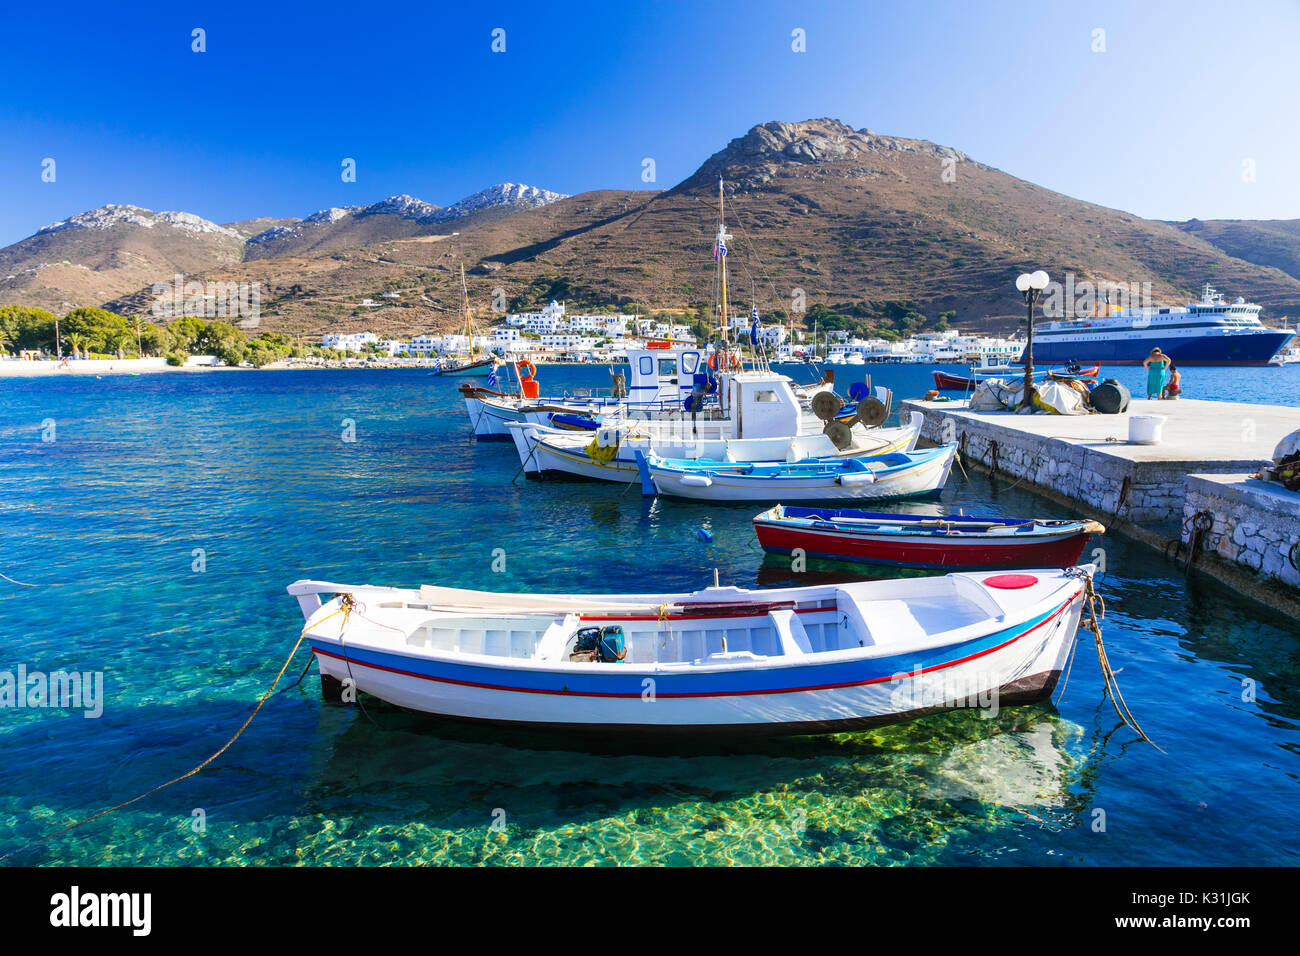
[
  {"left": 434, "top": 183, "right": 568, "bottom": 221},
  {"left": 679, "top": 117, "right": 973, "bottom": 192},
  {"left": 37, "top": 204, "right": 244, "bottom": 240}
]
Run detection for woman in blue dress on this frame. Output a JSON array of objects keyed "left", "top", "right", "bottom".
[{"left": 1142, "top": 347, "right": 1169, "bottom": 399}]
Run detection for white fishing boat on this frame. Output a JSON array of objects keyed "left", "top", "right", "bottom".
[
  {"left": 508, "top": 417, "right": 921, "bottom": 483},
  {"left": 504, "top": 369, "right": 914, "bottom": 482},
  {"left": 286, "top": 567, "right": 1092, "bottom": 736},
  {"left": 461, "top": 341, "right": 739, "bottom": 440},
  {"left": 637, "top": 443, "right": 958, "bottom": 502}
]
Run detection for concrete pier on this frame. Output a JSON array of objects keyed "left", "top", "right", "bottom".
[{"left": 900, "top": 396, "right": 1300, "bottom": 613}]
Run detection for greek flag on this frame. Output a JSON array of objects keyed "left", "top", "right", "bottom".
[
  {"left": 749, "top": 308, "right": 761, "bottom": 347},
  {"left": 713, "top": 239, "right": 727, "bottom": 261},
  {"left": 487, "top": 362, "right": 498, "bottom": 387}
]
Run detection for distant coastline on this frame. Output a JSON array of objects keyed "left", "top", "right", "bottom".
[{"left": 0, "top": 355, "right": 637, "bottom": 377}]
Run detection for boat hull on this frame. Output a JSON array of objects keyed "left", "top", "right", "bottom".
[
  {"left": 754, "top": 521, "right": 1093, "bottom": 570},
  {"left": 435, "top": 358, "right": 495, "bottom": 377},
  {"left": 933, "top": 365, "right": 1099, "bottom": 390},
  {"left": 509, "top": 420, "right": 922, "bottom": 484},
  {"left": 643, "top": 446, "right": 956, "bottom": 502}
]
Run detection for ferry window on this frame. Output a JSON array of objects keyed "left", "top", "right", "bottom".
[
  {"left": 658, "top": 358, "right": 677, "bottom": 377},
  {"left": 639, "top": 356, "right": 653, "bottom": 376},
  {"left": 753, "top": 389, "right": 778, "bottom": 403}
]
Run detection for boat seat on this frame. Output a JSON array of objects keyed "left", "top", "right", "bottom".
[
  {"left": 767, "top": 609, "right": 813, "bottom": 656},
  {"left": 834, "top": 589, "right": 879, "bottom": 647},
  {"left": 535, "top": 614, "right": 579, "bottom": 661}
]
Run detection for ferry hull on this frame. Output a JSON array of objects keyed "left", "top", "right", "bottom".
[{"left": 1026, "top": 330, "right": 1292, "bottom": 367}]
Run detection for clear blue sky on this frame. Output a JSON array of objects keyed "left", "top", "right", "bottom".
[{"left": 2, "top": 0, "right": 1297, "bottom": 246}]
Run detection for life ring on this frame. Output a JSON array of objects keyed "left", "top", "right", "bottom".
[
  {"left": 729, "top": 353, "right": 740, "bottom": 369},
  {"left": 516, "top": 359, "right": 536, "bottom": 380},
  {"left": 708, "top": 352, "right": 720, "bottom": 371}
]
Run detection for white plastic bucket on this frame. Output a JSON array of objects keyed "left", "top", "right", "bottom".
[{"left": 1128, "top": 414, "right": 1166, "bottom": 445}]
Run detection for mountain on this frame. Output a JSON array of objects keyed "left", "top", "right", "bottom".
[
  {"left": 460, "top": 118, "right": 1300, "bottom": 329},
  {"left": 0, "top": 204, "right": 247, "bottom": 313},
  {"left": 241, "top": 185, "right": 569, "bottom": 260},
  {"left": 1171, "top": 219, "right": 1300, "bottom": 287},
  {"left": 0, "top": 184, "right": 568, "bottom": 313},
  {"left": 6, "top": 121, "right": 1300, "bottom": 336}
]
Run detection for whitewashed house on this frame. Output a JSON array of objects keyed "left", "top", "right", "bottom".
[{"left": 322, "top": 331, "right": 379, "bottom": 353}]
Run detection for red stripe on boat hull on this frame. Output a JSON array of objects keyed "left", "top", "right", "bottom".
[{"left": 755, "top": 523, "right": 1091, "bottom": 570}]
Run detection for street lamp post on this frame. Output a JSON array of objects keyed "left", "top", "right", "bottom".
[{"left": 1015, "top": 270, "right": 1050, "bottom": 409}]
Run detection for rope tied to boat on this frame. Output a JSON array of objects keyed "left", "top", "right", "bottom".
[
  {"left": 656, "top": 603, "right": 674, "bottom": 649},
  {"left": 0, "top": 599, "right": 354, "bottom": 863},
  {"left": 1066, "top": 568, "right": 1159, "bottom": 750}
]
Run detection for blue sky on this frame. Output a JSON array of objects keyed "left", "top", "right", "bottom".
[{"left": 1, "top": 0, "right": 1297, "bottom": 246}]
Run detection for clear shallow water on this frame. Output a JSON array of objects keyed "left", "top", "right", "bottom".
[{"left": 0, "top": 363, "right": 1296, "bottom": 866}]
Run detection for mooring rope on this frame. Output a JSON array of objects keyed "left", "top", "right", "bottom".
[
  {"left": 0, "top": 571, "right": 40, "bottom": 587},
  {"left": 1066, "top": 569, "right": 1159, "bottom": 750},
  {"left": 0, "top": 600, "right": 353, "bottom": 863}
]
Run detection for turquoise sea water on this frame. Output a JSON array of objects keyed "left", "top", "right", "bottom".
[{"left": 0, "top": 362, "right": 1297, "bottom": 866}]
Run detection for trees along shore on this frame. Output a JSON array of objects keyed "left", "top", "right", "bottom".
[{"left": 0, "top": 306, "right": 342, "bottom": 367}]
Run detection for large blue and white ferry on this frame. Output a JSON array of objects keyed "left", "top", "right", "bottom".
[{"left": 1028, "top": 284, "right": 1293, "bottom": 366}]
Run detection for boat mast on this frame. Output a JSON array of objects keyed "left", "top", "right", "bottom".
[
  {"left": 460, "top": 260, "right": 474, "bottom": 358},
  {"left": 716, "top": 178, "right": 731, "bottom": 347}
]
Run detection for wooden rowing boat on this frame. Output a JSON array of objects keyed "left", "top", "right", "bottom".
[
  {"left": 636, "top": 444, "right": 957, "bottom": 502},
  {"left": 286, "top": 567, "right": 1092, "bottom": 735},
  {"left": 754, "top": 505, "right": 1105, "bottom": 569}
]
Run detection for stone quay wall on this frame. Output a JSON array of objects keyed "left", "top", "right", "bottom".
[
  {"left": 900, "top": 401, "right": 1268, "bottom": 527},
  {"left": 1183, "top": 475, "right": 1300, "bottom": 589}
]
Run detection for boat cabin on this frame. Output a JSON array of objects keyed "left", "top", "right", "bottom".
[
  {"left": 719, "top": 371, "right": 802, "bottom": 439},
  {"left": 622, "top": 342, "right": 707, "bottom": 407}
]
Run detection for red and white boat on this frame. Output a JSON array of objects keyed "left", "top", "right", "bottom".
[
  {"left": 932, "top": 364, "right": 1100, "bottom": 391},
  {"left": 754, "top": 506, "right": 1104, "bottom": 570}
]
